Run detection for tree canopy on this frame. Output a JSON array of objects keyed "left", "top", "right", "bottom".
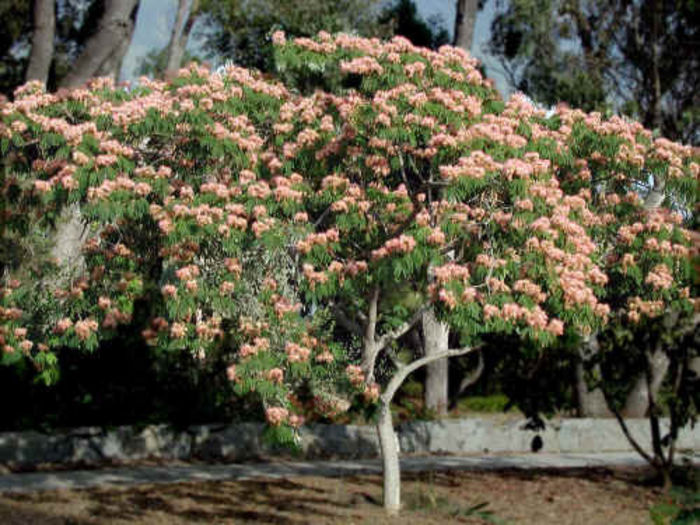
[{"left": 1, "top": 30, "right": 698, "bottom": 511}]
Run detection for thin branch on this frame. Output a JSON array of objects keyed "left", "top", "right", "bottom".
[
  {"left": 313, "top": 205, "right": 332, "bottom": 229},
  {"left": 606, "top": 396, "right": 656, "bottom": 466},
  {"left": 381, "top": 345, "right": 480, "bottom": 404},
  {"left": 376, "top": 305, "right": 428, "bottom": 350},
  {"left": 361, "top": 287, "right": 381, "bottom": 382},
  {"left": 455, "top": 349, "right": 484, "bottom": 396},
  {"left": 365, "top": 286, "right": 379, "bottom": 343}
]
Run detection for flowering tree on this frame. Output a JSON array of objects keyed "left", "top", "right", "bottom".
[
  {"left": 271, "top": 32, "right": 698, "bottom": 507},
  {"left": 1, "top": 31, "right": 698, "bottom": 513}
]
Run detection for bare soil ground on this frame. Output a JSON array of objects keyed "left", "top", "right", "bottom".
[{"left": 0, "top": 466, "right": 682, "bottom": 524}]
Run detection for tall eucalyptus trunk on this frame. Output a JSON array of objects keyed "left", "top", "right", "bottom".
[{"left": 25, "top": 0, "right": 56, "bottom": 85}]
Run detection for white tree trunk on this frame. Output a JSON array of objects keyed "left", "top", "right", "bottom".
[
  {"left": 623, "top": 348, "right": 670, "bottom": 417},
  {"left": 575, "top": 334, "right": 613, "bottom": 417},
  {"left": 25, "top": 0, "right": 55, "bottom": 85},
  {"left": 423, "top": 309, "right": 449, "bottom": 416},
  {"left": 60, "top": 0, "right": 139, "bottom": 88},
  {"left": 377, "top": 402, "right": 400, "bottom": 515},
  {"left": 51, "top": 205, "right": 87, "bottom": 269},
  {"left": 453, "top": 0, "right": 479, "bottom": 52}
]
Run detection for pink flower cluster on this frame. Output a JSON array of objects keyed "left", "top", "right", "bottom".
[
  {"left": 346, "top": 365, "right": 366, "bottom": 386},
  {"left": 433, "top": 263, "right": 470, "bottom": 285},
  {"left": 265, "top": 406, "right": 289, "bottom": 426},
  {"left": 483, "top": 303, "right": 564, "bottom": 335},
  {"left": 513, "top": 280, "right": 547, "bottom": 303},
  {"left": 296, "top": 229, "right": 341, "bottom": 254},
  {"left": 645, "top": 264, "right": 674, "bottom": 290},
  {"left": 285, "top": 342, "right": 311, "bottom": 363},
  {"left": 627, "top": 297, "right": 665, "bottom": 322},
  {"left": 371, "top": 234, "right": 416, "bottom": 260},
  {"left": 240, "top": 337, "right": 270, "bottom": 358},
  {"left": 340, "top": 57, "right": 384, "bottom": 76}
]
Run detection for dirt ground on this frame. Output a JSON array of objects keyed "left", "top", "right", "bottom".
[{"left": 0, "top": 467, "right": 684, "bottom": 524}]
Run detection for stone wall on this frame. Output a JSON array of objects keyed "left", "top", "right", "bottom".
[{"left": 0, "top": 418, "right": 697, "bottom": 469}]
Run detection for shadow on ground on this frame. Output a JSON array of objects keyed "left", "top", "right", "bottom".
[{"left": 2, "top": 465, "right": 693, "bottom": 524}]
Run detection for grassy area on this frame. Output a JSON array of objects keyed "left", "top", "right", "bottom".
[{"left": 391, "top": 382, "right": 518, "bottom": 423}]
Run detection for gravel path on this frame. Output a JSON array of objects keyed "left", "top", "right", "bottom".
[{"left": 1, "top": 451, "right": 697, "bottom": 494}]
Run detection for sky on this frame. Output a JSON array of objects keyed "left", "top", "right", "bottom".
[{"left": 120, "top": 0, "right": 513, "bottom": 97}]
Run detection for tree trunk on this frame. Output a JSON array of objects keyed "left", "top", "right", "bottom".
[
  {"left": 453, "top": 0, "right": 479, "bottom": 52},
  {"left": 60, "top": 0, "right": 139, "bottom": 88},
  {"left": 622, "top": 348, "right": 669, "bottom": 417},
  {"left": 165, "top": 0, "right": 199, "bottom": 77},
  {"left": 377, "top": 402, "right": 400, "bottom": 515},
  {"left": 95, "top": 19, "right": 135, "bottom": 82},
  {"left": 423, "top": 309, "right": 449, "bottom": 416},
  {"left": 165, "top": 0, "right": 190, "bottom": 75},
  {"left": 649, "top": 0, "right": 663, "bottom": 131},
  {"left": 575, "top": 334, "right": 613, "bottom": 417},
  {"left": 51, "top": 205, "right": 87, "bottom": 269},
  {"left": 25, "top": 0, "right": 55, "bottom": 85}
]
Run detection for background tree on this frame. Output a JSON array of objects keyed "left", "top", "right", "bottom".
[
  {"left": 489, "top": 0, "right": 699, "bottom": 145},
  {"left": 198, "top": 0, "right": 390, "bottom": 73},
  {"left": 454, "top": 0, "right": 480, "bottom": 52},
  {"left": 382, "top": 0, "right": 450, "bottom": 51},
  {"left": 0, "top": 0, "right": 141, "bottom": 96},
  {"left": 25, "top": 0, "right": 55, "bottom": 85},
  {"left": 0, "top": 0, "right": 34, "bottom": 96}
]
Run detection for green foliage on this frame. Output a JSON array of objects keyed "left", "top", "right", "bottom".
[
  {"left": 650, "top": 486, "right": 700, "bottom": 525},
  {"left": 457, "top": 394, "right": 510, "bottom": 414},
  {"left": 201, "top": 0, "right": 390, "bottom": 72}
]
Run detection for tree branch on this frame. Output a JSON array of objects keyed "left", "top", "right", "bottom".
[
  {"left": 361, "top": 287, "right": 381, "bottom": 382},
  {"left": 377, "top": 305, "right": 428, "bottom": 350},
  {"left": 609, "top": 403, "right": 656, "bottom": 466},
  {"left": 456, "top": 349, "right": 484, "bottom": 396},
  {"left": 381, "top": 345, "right": 480, "bottom": 404}
]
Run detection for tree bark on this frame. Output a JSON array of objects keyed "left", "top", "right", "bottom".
[
  {"left": 60, "top": 0, "right": 139, "bottom": 88},
  {"left": 422, "top": 309, "right": 449, "bottom": 416},
  {"left": 376, "top": 344, "right": 478, "bottom": 514},
  {"left": 25, "top": 0, "right": 56, "bottom": 85},
  {"left": 95, "top": 18, "right": 135, "bottom": 82},
  {"left": 575, "top": 334, "right": 613, "bottom": 417},
  {"left": 165, "top": 0, "right": 190, "bottom": 75},
  {"left": 377, "top": 402, "right": 401, "bottom": 515},
  {"left": 164, "top": 0, "right": 199, "bottom": 77},
  {"left": 622, "top": 348, "right": 669, "bottom": 417},
  {"left": 453, "top": 0, "right": 479, "bottom": 52},
  {"left": 649, "top": 0, "right": 663, "bottom": 131},
  {"left": 51, "top": 205, "right": 87, "bottom": 269}
]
